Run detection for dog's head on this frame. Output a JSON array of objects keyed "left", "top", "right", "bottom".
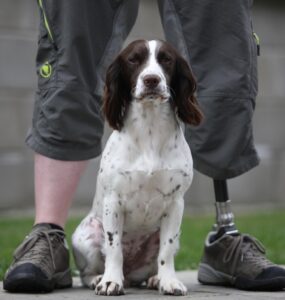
[{"left": 103, "top": 39, "right": 203, "bottom": 130}]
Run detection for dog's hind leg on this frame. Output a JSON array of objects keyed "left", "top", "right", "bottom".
[{"left": 72, "top": 213, "right": 105, "bottom": 289}]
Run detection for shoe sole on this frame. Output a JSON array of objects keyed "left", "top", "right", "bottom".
[
  {"left": 198, "top": 263, "right": 285, "bottom": 291},
  {"left": 3, "top": 269, "right": 72, "bottom": 293}
]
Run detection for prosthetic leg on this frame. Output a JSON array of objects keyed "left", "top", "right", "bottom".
[{"left": 213, "top": 179, "right": 238, "bottom": 238}]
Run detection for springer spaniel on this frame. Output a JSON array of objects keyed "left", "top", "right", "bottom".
[{"left": 72, "top": 39, "right": 203, "bottom": 296}]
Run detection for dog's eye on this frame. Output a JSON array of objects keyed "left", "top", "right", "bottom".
[
  {"left": 128, "top": 54, "right": 140, "bottom": 65},
  {"left": 159, "top": 54, "right": 173, "bottom": 65}
]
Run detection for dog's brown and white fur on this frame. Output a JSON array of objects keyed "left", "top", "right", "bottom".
[{"left": 72, "top": 40, "right": 203, "bottom": 296}]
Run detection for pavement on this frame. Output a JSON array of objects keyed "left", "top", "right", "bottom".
[{"left": 1, "top": 271, "right": 285, "bottom": 300}]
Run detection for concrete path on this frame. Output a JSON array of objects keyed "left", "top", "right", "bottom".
[{"left": 1, "top": 271, "right": 285, "bottom": 300}]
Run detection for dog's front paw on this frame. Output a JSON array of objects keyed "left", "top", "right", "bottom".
[
  {"left": 147, "top": 275, "right": 160, "bottom": 290},
  {"left": 90, "top": 275, "right": 103, "bottom": 290},
  {"left": 95, "top": 280, "right": 124, "bottom": 296},
  {"left": 159, "top": 277, "right": 187, "bottom": 296}
]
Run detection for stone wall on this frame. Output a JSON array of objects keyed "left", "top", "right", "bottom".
[{"left": 0, "top": 1, "right": 284, "bottom": 215}]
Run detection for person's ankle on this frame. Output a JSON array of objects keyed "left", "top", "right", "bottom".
[{"left": 34, "top": 222, "right": 64, "bottom": 231}]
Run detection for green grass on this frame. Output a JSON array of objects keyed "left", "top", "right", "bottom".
[{"left": 1, "top": 211, "right": 285, "bottom": 280}]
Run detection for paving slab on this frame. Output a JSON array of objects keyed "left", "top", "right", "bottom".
[{"left": 1, "top": 271, "right": 285, "bottom": 300}]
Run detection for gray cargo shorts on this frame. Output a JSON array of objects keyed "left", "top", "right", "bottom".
[{"left": 26, "top": 0, "right": 260, "bottom": 179}]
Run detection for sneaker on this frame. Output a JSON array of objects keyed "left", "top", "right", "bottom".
[
  {"left": 3, "top": 224, "right": 72, "bottom": 293},
  {"left": 198, "top": 232, "right": 285, "bottom": 291}
]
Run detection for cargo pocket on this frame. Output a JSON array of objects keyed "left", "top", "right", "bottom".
[{"left": 37, "top": 0, "right": 58, "bottom": 87}]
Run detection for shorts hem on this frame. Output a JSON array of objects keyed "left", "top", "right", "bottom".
[
  {"left": 193, "top": 154, "right": 261, "bottom": 180},
  {"left": 25, "top": 131, "right": 102, "bottom": 161}
]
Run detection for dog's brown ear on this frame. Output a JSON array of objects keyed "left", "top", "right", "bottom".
[
  {"left": 171, "top": 55, "right": 203, "bottom": 126},
  {"left": 103, "top": 56, "right": 132, "bottom": 131}
]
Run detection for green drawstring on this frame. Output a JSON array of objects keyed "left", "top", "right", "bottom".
[{"left": 38, "top": 0, "right": 55, "bottom": 44}]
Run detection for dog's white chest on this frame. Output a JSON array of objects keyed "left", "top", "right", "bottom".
[
  {"left": 93, "top": 103, "right": 193, "bottom": 233},
  {"left": 120, "top": 169, "right": 191, "bottom": 230}
]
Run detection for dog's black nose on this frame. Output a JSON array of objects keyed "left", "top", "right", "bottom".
[{"left": 143, "top": 75, "right": 161, "bottom": 89}]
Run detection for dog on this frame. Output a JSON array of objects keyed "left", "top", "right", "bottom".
[{"left": 72, "top": 39, "right": 203, "bottom": 296}]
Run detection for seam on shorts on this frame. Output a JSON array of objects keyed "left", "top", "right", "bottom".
[
  {"left": 37, "top": 85, "right": 103, "bottom": 116},
  {"left": 197, "top": 95, "right": 255, "bottom": 100},
  {"left": 37, "top": 82, "right": 102, "bottom": 99},
  {"left": 94, "top": 3, "right": 124, "bottom": 96},
  {"left": 167, "top": 0, "right": 191, "bottom": 64},
  {"left": 192, "top": 152, "right": 260, "bottom": 180}
]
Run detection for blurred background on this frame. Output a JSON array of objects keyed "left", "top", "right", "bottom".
[{"left": 0, "top": 0, "right": 285, "bottom": 217}]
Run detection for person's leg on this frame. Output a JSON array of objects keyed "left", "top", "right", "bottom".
[
  {"left": 4, "top": 0, "right": 139, "bottom": 293},
  {"left": 158, "top": 0, "right": 260, "bottom": 179},
  {"left": 4, "top": 156, "right": 88, "bottom": 292},
  {"left": 34, "top": 154, "right": 88, "bottom": 228},
  {"left": 158, "top": 0, "right": 285, "bottom": 291},
  {"left": 212, "top": 179, "right": 238, "bottom": 236}
]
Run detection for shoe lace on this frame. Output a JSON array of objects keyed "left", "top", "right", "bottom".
[
  {"left": 223, "top": 234, "right": 272, "bottom": 276},
  {"left": 13, "top": 229, "right": 64, "bottom": 272}
]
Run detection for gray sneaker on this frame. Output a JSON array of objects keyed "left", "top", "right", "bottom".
[
  {"left": 3, "top": 224, "right": 72, "bottom": 293},
  {"left": 198, "top": 232, "right": 285, "bottom": 291}
]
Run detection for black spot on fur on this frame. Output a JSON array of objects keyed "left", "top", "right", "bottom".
[
  {"left": 174, "top": 184, "right": 181, "bottom": 192},
  {"left": 161, "top": 260, "right": 165, "bottom": 265},
  {"left": 107, "top": 231, "right": 114, "bottom": 246},
  {"left": 169, "top": 238, "right": 173, "bottom": 244}
]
